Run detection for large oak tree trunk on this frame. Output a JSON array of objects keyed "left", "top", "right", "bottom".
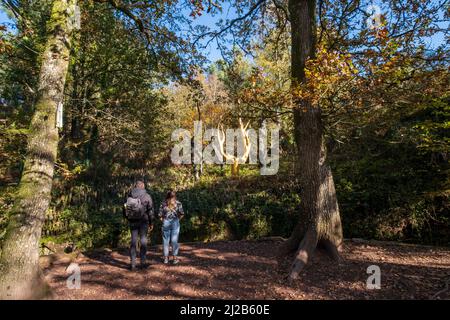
[
  {"left": 281, "top": 0, "right": 343, "bottom": 281},
  {"left": 0, "top": 0, "right": 76, "bottom": 299}
]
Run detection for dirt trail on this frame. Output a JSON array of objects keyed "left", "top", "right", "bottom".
[{"left": 42, "top": 239, "right": 450, "bottom": 300}]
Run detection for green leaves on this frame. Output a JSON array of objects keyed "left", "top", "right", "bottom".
[{"left": 412, "top": 97, "right": 450, "bottom": 154}]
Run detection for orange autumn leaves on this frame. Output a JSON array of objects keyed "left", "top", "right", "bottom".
[
  {"left": 235, "top": 45, "right": 358, "bottom": 113},
  {"left": 0, "top": 25, "right": 12, "bottom": 54},
  {"left": 298, "top": 45, "right": 357, "bottom": 106}
]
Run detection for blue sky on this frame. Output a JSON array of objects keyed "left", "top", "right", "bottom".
[
  {"left": 0, "top": 2, "right": 234, "bottom": 63},
  {"left": 186, "top": 2, "right": 238, "bottom": 63},
  {"left": 1, "top": 2, "right": 447, "bottom": 62},
  {"left": 0, "top": 9, "right": 9, "bottom": 26}
]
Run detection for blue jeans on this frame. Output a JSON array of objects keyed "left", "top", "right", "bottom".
[{"left": 162, "top": 218, "right": 180, "bottom": 257}]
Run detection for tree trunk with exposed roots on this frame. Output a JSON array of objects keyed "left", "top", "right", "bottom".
[
  {"left": 0, "top": 0, "right": 76, "bottom": 299},
  {"left": 280, "top": 0, "right": 343, "bottom": 281}
]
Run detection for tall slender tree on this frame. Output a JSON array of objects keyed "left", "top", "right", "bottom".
[
  {"left": 192, "top": 0, "right": 344, "bottom": 278},
  {"left": 279, "top": 0, "right": 343, "bottom": 280},
  {"left": 0, "top": 0, "right": 205, "bottom": 298},
  {"left": 0, "top": 0, "right": 77, "bottom": 299}
]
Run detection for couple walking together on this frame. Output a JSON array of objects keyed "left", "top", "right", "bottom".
[{"left": 123, "top": 180, "right": 184, "bottom": 271}]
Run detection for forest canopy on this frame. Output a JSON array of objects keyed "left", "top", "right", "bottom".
[{"left": 0, "top": 0, "right": 448, "bottom": 299}]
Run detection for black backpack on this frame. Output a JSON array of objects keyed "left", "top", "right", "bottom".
[{"left": 125, "top": 196, "right": 144, "bottom": 220}]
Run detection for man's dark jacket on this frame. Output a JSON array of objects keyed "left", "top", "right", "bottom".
[{"left": 123, "top": 188, "right": 154, "bottom": 227}]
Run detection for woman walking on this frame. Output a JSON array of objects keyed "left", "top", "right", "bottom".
[{"left": 159, "top": 190, "right": 184, "bottom": 264}]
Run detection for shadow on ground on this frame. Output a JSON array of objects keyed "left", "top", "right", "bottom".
[{"left": 43, "top": 240, "right": 450, "bottom": 300}]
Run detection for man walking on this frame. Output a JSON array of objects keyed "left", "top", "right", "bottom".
[{"left": 123, "top": 180, "right": 154, "bottom": 271}]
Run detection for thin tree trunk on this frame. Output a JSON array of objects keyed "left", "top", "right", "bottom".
[
  {"left": 0, "top": 0, "right": 77, "bottom": 299},
  {"left": 193, "top": 102, "right": 203, "bottom": 180},
  {"left": 280, "top": 0, "right": 343, "bottom": 281}
]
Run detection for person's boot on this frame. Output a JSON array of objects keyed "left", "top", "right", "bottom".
[
  {"left": 172, "top": 256, "right": 179, "bottom": 265},
  {"left": 130, "top": 263, "right": 137, "bottom": 271},
  {"left": 163, "top": 256, "right": 169, "bottom": 265},
  {"left": 140, "top": 258, "right": 149, "bottom": 270}
]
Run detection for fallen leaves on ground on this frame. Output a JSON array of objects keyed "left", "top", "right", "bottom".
[{"left": 42, "top": 239, "right": 450, "bottom": 300}]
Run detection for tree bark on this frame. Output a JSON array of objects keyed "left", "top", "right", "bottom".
[
  {"left": 0, "top": 0, "right": 76, "bottom": 299},
  {"left": 281, "top": 0, "right": 343, "bottom": 280}
]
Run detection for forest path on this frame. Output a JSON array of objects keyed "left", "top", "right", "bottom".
[{"left": 42, "top": 239, "right": 450, "bottom": 300}]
